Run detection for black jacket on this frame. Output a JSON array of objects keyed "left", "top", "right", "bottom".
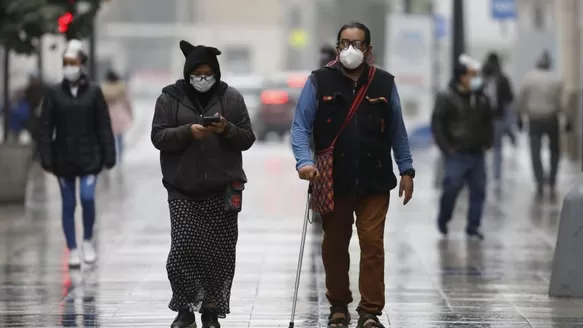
[
  {"left": 484, "top": 71, "right": 514, "bottom": 118},
  {"left": 431, "top": 83, "right": 494, "bottom": 154},
  {"left": 39, "top": 76, "right": 116, "bottom": 178},
  {"left": 151, "top": 80, "right": 255, "bottom": 200},
  {"left": 311, "top": 63, "right": 397, "bottom": 196}
]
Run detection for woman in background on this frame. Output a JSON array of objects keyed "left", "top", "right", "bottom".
[
  {"left": 102, "top": 69, "right": 133, "bottom": 164},
  {"left": 38, "top": 39, "right": 116, "bottom": 268}
]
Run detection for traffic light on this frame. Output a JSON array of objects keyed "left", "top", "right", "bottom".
[{"left": 57, "top": 12, "right": 73, "bottom": 33}]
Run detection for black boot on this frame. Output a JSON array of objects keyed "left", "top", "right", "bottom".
[
  {"left": 466, "top": 229, "right": 484, "bottom": 240},
  {"left": 201, "top": 308, "right": 220, "bottom": 328},
  {"left": 438, "top": 221, "right": 448, "bottom": 236},
  {"left": 171, "top": 309, "right": 196, "bottom": 328}
]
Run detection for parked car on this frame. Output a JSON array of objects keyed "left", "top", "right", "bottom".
[{"left": 254, "top": 71, "right": 310, "bottom": 141}]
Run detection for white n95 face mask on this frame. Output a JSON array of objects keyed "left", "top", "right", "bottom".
[
  {"left": 190, "top": 75, "right": 216, "bottom": 93},
  {"left": 339, "top": 45, "right": 364, "bottom": 69},
  {"left": 63, "top": 65, "right": 81, "bottom": 82}
]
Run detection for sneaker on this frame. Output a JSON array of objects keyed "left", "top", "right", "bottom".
[
  {"left": 68, "top": 249, "right": 81, "bottom": 268},
  {"left": 83, "top": 240, "right": 97, "bottom": 264},
  {"left": 201, "top": 308, "right": 220, "bottom": 328},
  {"left": 171, "top": 309, "right": 196, "bottom": 328}
]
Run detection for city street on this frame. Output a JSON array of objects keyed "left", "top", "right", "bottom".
[{"left": 1, "top": 117, "right": 583, "bottom": 327}]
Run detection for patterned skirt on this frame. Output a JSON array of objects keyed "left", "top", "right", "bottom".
[{"left": 166, "top": 195, "right": 239, "bottom": 317}]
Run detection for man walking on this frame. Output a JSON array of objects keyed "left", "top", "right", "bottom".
[
  {"left": 517, "top": 51, "right": 571, "bottom": 199},
  {"left": 482, "top": 52, "right": 515, "bottom": 182},
  {"left": 432, "top": 60, "right": 493, "bottom": 239},
  {"left": 291, "top": 22, "right": 414, "bottom": 328}
]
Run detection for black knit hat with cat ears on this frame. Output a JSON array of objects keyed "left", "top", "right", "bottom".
[{"left": 180, "top": 40, "right": 222, "bottom": 81}]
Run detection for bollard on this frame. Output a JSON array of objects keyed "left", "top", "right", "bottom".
[
  {"left": 0, "top": 143, "right": 33, "bottom": 204},
  {"left": 548, "top": 175, "right": 583, "bottom": 297}
]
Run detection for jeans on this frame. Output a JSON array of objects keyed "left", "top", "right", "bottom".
[
  {"left": 58, "top": 175, "right": 98, "bottom": 249},
  {"left": 492, "top": 106, "right": 517, "bottom": 181},
  {"left": 437, "top": 152, "right": 486, "bottom": 232},
  {"left": 492, "top": 119, "right": 505, "bottom": 181},
  {"left": 115, "top": 135, "right": 124, "bottom": 163}
]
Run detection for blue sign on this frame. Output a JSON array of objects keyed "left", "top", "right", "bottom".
[
  {"left": 434, "top": 14, "right": 447, "bottom": 40},
  {"left": 491, "top": 0, "right": 517, "bottom": 20}
]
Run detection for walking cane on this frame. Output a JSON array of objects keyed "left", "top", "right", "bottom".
[{"left": 288, "top": 185, "right": 312, "bottom": 328}]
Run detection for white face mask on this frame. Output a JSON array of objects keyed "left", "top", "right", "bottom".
[
  {"left": 339, "top": 45, "right": 364, "bottom": 70},
  {"left": 190, "top": 75, "right": 216, "bottom": 93},
  {"left": 63, "top": 65, "right": 81, "bottom": 82},
  {"left": 470, "top": 76, "right": 484, "bottom": 91}
]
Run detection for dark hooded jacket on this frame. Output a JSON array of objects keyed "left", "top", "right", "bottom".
[
  {"left": 38, "top": 74, "right": 116, "bottom": 178},
  {"left": 482, "top": 53, "right": 514, "bottom": 119},
  {"left": 151, "top": 41, "right": 256, "bottom": 200}
]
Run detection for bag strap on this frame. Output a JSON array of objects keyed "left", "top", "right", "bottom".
[{"left": 330, "top": 66, "right": 377, "bottom": 147}]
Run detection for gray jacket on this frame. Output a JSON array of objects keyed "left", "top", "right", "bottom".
[
  {"left": 518, "top": 68, "right": 564, "bottom": 119},
  {"left": 151, "top": 80, "right": 255, "bottom": 200}
]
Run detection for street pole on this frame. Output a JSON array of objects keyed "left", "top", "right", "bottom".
[
  {"left": 404, "top": 0, "right": 412, "bottom": 14},
  {"left": 88, "top": 18, "right": 96, "bottom": 79},
  {"left": 37, "top": 38, "right": 43, "bottom": 80},
  {"left": 2, "top": 49, "right": 9, "bottom": 142},
  {"left": 451, "top": 0, "right": 465, "bottom": 74}
]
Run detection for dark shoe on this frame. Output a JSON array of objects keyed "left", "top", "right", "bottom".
[
  {"left": 466, "top": 230, "right": 484, "bottom": 240},
  {"left": 356, "top": 313, "right": 385, "bottom": 328},
  {"left": 536, "top": 184, "right": 544, "bottom": 200},
  {"left": 327, "top": 305, "right": 351, "bottom": 327},
  {"left": 549, "top": 187, "right": 557, "bottom": 202},
  {"left": 171, "top": 309, "right": 196, "bottom": 328},
  {"left": 438, "top": 221, "right": 448, "bottom": 236},
  {"left": 201, "top": 308, "right": 220, "bottom": 328}
]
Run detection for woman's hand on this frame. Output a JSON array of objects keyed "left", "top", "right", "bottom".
[
  {"left": 191, "top": 124, "right": 211, "bottom": 139},
  {"left": 207, "top": 116, "right": 228, "bottom": 134}
]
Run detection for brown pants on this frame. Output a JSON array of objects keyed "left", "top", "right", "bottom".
[{"left": 321, "top": 194, "right": 390, "bottom": 315}]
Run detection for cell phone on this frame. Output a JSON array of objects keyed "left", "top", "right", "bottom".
[{"left": 202, "top": 115, "right": 221, "bottom": 127}]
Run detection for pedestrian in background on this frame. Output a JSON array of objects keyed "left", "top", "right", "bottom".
[
  {"left": 482, "top": 52, "right": 515, "bottom": 183},
  {"left": 517, "top": 51, "right": 571, "bottom": 199},
  {"left": 6, "top": 90, "right": 30, "bottom": 143},
  {"left": 38, "top": 39, "right": 116, "bottom": 268},
  {"left": 431, "top": 58, "right": 493, "bottom": 240},
  {"left": 151, "top": 40, "right": 255, "bottom": 328},
  {"left": 23, "top": 71, "right": 46, "bottom": 149},
  {"left": 320, "top": 44, "right": 337, "bottom": 67},
  {"left": 102, "top": 69, "right": 133, "bottom": 164},
  {"left": 292, "top": 22, "right": 414, "bottom": 328}
]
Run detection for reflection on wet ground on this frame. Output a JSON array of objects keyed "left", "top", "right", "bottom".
[{"left": 1, "top": 143, "right": 582, "bottom": 327}]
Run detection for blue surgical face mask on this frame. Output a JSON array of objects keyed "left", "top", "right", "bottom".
[{"left": 470, "top": 76, "right": 483, "bottom": 91}]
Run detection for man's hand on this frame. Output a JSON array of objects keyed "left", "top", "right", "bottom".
[
  {"left": 399, "top": 175, "right": 414, "bottom": 205},
  {"left": 298, "top": 164, "right": 319, "bottom": 181},
  {"left": 207, "top": 116, "right": 228, "bottom": 134},
  {"left": 191, "top": 124, "right": 211, "bottom": 139}
]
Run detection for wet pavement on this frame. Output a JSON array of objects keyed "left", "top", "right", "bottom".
[{"left": 1, "top": 131, "right": 583, "bottom": 327}]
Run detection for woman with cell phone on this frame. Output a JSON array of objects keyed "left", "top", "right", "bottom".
[{"left": 151, "top": 40, "right": 256, "bottom": 328}]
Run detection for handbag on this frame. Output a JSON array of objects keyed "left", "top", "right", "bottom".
[
  {"left": 309, "top": 66, "right": 377, "bottom": 215},
  {"left": 224, "top": 180, "right": 245, "bottom": 213}
]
